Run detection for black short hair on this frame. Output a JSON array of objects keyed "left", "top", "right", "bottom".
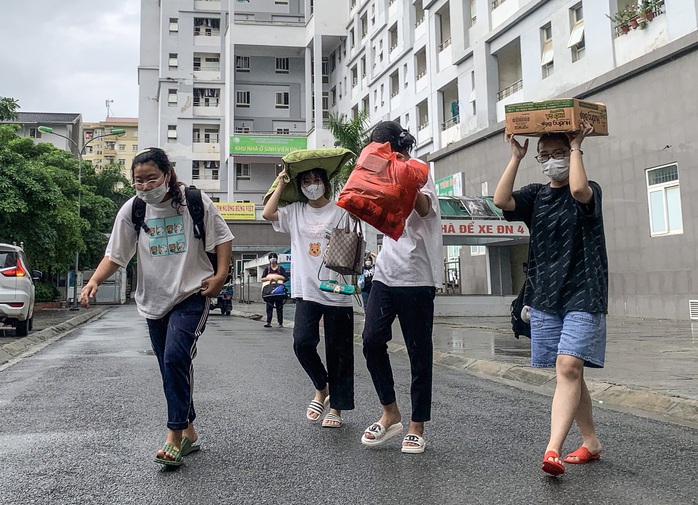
[
  {"left": 268, "top": 252, "right": 278, "bottom": 260},
  {"left": 131, "top": 147, "right": 184, "bottom": 212},
  {"left": 537, "top": 133, "right": 571, "bottom": 152},
  {"left": 296, "top": 168, "right": 330, "bottom": 196},
  {"left": 369, "top": 120, "right": 416, "bottom": 153}
]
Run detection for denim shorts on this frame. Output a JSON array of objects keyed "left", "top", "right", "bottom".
[{"left": 529, "top": 308, "right": 607, "bottom": 368}]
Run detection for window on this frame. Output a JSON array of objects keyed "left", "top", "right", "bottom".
[
  {"left": 167, "top": 125, "right": 177, "bottom": 143},
  {"left": 403, "top": 63, "right": 409, "bottom": 88},
  {"left": 568, "top": 4, "right": 585, "bottom": 62},
  {"left": 29, "top": 128, "right": 41, "bottom": 138},
  {"left": 236, "top": 56, "right": 250, "bottom": 72},
  {"left": 193, "top": 88, "right": 220, "bottom": 107},
  {"left": 275, "top": 57, "right": 290, "bottom": 74},
  {"left": 168, "top": 89, "right": 177, "bottom": 106},
  {"left": 275, "top": 0, "right": 289, "bottom": 4},
  {"left": 168, "top": 53, "right": 178, "bottom": 69},
  {"left": 169, "top": 18, "right": 178, "bottom": 33},
  {"left": 646, "top": 164, "right": 683, "bottom": 236},
  {"left": 361, "top": 13, "right": 368, "bottom": 38},
  {"left": 541, "top": 24, "right": 554, "bottom": 78},
  {"left": 470, "top": 246, "right": 486, "bottom": 256},
  {"left": 276, "top": 128, "right": 290, "bottom": 135},
  {"left": 118, "top": 159, "right": 125, "bottom": 166},
  {"left": 235, "top": 126, "right": 250, "bottom": 133},
  {"left": 194, "top": 17, "right": 221, "bottom": 37},
  {"left": 275, "top": 92, "right": 290, "bottom": 108},
  {"left": 322, "top": 58, "right": 329, "bottom": 83},
  {"left": 133, "top": 145, "right": 138, "bottom": 151},
  {"left": 118, "top": 144, "right": 126, "bottom": 151},
  {"left": 192, "top": 160, "right": 219, "bottom": 180},
  {"left": 470, "top": 0, "right": 477, "bottom": 24},
  {"left": 235, "top": 163, "right": 251, "bottom": 180},
  {"left": 236, "top": 91, "right": 250, "bottom": 107}
]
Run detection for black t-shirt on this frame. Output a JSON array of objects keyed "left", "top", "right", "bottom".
[
  {"left": 503, "top": 181, "right": 608, "bottom": 314},
  {"left": 263, "top": 264, "right": 287, "bottom": 281}
]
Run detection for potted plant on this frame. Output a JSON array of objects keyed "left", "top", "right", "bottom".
[
  {"left": 640, "top": 0, "right": 657, "bottom": 21},
  {"left": 626, "top": 4, "right": 640, "bottom": 29},
  {"left": 606, "top": 7, "right": 633, "bottom": 34}
]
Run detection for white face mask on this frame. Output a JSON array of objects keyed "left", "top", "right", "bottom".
[
  {"left": 540, "top": 158, "right": 570, "bottom": 182},
  {"left": 301, "top": 183, "right": 325, "bottom": 201},
  {"left": 136, "top": 178, "right": 168, "bottom": 205}
]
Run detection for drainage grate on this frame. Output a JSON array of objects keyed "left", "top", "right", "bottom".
[{"left": 689, "top": 300, "right": 698, "bottom": 320}]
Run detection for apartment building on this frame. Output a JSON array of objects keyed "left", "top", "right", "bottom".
[
  {"left": 82, "top": 117, "right": 139, "bottom": 176},
  {"left": 140, "top": 0, "right": 698, "bottom": 318},
  {"left": 3, "top": 112, "right": 82, "bottom": 154}
]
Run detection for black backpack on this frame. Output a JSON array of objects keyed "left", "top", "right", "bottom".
[
  {"left": 510, "top": 280, "right": 531, "bottom": 339},
  {"left": 131, "top": 186, "right": 218, "bottom": 274}
]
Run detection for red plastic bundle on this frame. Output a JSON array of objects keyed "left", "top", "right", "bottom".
[{"left": 337, "top": 141, "right": 428, "bottom": 241}]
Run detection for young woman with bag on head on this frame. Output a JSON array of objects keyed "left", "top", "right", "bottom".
[
  {"left": 360, "top": 121, "right": 444, "bottom": 454},
  {"left": 262, "top": 165, "right": 355, "bottom": 429},
  {"left": 493, "top": 121, "right": 608, "bottom": 476},
  {"left": 80, "top": 148, "right": 233, "bottom": 467}
]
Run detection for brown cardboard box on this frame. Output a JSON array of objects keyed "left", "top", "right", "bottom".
[{"left": 505, "top": 98, "right": 608, "bottom": 136}]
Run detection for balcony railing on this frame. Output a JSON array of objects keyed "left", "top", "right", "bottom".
[
  {"left": 492, "top": 0, "right": 508, "bottom": 9},
  {"left": 416, "top": 69, "right": 427, "bottom": 80},
  {"left": 415, "top": 17, "right": 425, "bottom": 28},
  {"left": 496, "top": 79, "right": 523, "bottom": 101},
  {"left": 442, "top": 115, "right": 460, "bottom": 131},
  {"left": 438, "top": 38, "right": 452, "bottom": 51}
]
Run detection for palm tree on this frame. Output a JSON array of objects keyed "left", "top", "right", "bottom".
[{"left": 326, "top": 110, "right": 371, "bottom": 194}]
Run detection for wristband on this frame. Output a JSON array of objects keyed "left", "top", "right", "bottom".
[{"left": 570, "top": 147, "right": 583, "bottom": 154}]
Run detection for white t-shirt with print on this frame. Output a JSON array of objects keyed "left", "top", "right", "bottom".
[
  {"left": 373, "top": 161, "right": 445, "bottom": 288},
  {"left": 105, "top": 191, "right": 234, "bottom": 319},
  {"left": 273, "top": 201, "right": 353, "bottom": 307}
]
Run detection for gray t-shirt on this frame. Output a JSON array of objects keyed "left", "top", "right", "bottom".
[{"left": 106, "top": 192, "right": 234, "bottom": 319}]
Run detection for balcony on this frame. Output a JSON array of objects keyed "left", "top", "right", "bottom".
[
  {"left": 496, "top": 79, "right": 523, "bottom": 101},
  {"left": 192, "top": 141, "right": 220, "bottom": 155},
  {"left": 441, "top": 115, "right": 461, "bottom": 146}
]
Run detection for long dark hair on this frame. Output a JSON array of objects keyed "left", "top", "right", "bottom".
[
  {"left": 369, "top": 120, "right": 416, "bottom": 154},
  {"left": 131, "top": 147, "right": 185, "bottom": 213}
]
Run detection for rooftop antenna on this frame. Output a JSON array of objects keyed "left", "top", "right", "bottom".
[{"left": 105, "top": 99, "right": 114, "bottom": 117}]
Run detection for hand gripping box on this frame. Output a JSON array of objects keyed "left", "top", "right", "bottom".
[{"left": 504, "top": 99, "right": 608, "bottom": 136}]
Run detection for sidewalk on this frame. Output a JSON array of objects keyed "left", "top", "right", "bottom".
[{"left": 233, "top": 301, "right": 698, "bottom": 427}]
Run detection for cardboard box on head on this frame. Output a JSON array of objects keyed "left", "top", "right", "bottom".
[{"left": 505, "top": 99, "right": 608, "bottom": 137}]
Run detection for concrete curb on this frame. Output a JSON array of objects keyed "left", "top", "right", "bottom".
[
  {"left": 237, "top": 311, "right": 698, "bottom": 428},
  {"left": 0, "top": 307, "right": 111, "bottom": 368}
]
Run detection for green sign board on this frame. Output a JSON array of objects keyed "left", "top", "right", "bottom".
[
  {"left": 230, "top": 135, "right": 308, "bottom": 157},
  {"left": 436, "top": 172, "right": 464, "bottom": 196}
]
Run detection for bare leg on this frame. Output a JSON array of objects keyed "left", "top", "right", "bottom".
[
  {"left": 403, "top": 421, "right": 425, "bottom": 448},
  {"left": 307, "top": 386, "right": 329, "bottom": 421},
  {"left": 545, "top": 354, "right": 584, "bottom": 465},
  {"left": 566, "top": 377, "right": 602, "bottom": 460}
]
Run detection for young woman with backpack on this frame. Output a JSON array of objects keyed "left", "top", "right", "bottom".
[{"left": 80, "top": 147, "right": 233, "bottom": 467}]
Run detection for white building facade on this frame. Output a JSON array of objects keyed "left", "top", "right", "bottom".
[{"left": 140, "top": 0, "right": 698, "bottom": 319}]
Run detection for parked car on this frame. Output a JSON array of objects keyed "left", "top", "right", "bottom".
[{"left": 0, "top": 243, "right": 42, "bottom": 336}]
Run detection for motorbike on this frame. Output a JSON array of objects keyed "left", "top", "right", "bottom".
[{"left": 210, "top": 282, "right": 234, "bottom": 316}]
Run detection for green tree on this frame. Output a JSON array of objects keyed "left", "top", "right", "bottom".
[
  {"left": 0, "top": 97, "right": 19, "bottom": 121},
  {"left": 326, "top": 110, "right": 371, "bottom": 194},
  {"left": 0, "top": 125, "right": 133, "bottom": 279}
]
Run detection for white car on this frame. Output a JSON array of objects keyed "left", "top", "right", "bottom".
[{"left": 0, "top": 243, "right": 41, "bottom": 336}]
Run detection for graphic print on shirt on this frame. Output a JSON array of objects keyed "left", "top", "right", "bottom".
[
  {"left": 147, "top": 216, "right": 187, "bottom": 256},
  {"left": 309, "top": 242, "right": 321, "bottom": 257}
]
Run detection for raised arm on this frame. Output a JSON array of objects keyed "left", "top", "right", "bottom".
[
  {"left": 494, "top": 134, "right": 529, "bottom": 211},
  {"left": 567, "top": 120, "right": 594, "bottom": 204},
  {"left": 262, "top": 170, "right": 289, "bottom": 222}
]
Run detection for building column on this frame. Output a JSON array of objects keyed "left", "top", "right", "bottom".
[
  {"left": 305, "top": 46, "right": 313, "bottom": 133},
  {"left": 313, "top": 35, "right": 323, "bottom": 133}
]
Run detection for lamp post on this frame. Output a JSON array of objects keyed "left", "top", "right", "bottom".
[{"left": 38, "top": 126, "right": 126, "bottom": 310}]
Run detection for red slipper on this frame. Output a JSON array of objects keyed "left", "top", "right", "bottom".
[
  {"left": 564, "top": 446, "right": 601, "bottom": 464},
  {"left": 542, "top": 450, "right": 565, "bottom": 476}
]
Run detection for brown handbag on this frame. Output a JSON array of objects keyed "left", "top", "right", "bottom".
[{"left": 324, "top": 214, "right": 366, "bottom": 276}]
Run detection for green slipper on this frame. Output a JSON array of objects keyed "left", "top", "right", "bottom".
[
  {"left": 181, "top": 436, "right": 201, "bottom": 457},
  {"left": 153, "top": 442, "right": 183, "bottom": 467}
]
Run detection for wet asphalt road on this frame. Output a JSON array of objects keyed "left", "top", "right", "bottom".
[{"left": 1, "top": 305, "right": 697, "bottom": 505}]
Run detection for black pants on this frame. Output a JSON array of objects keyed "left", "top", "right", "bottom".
[
  {"left": 266, "top": 299, "right": 284, "bottom": 325},
  {"left": 146, "top": 293, "right": 209, "bottom": 430},
  {"left": 293, "top": 299, "right": 355, "bottom": 411},
  {"left": 362, "top": 281, "right": 436, "bottom": 422}
]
